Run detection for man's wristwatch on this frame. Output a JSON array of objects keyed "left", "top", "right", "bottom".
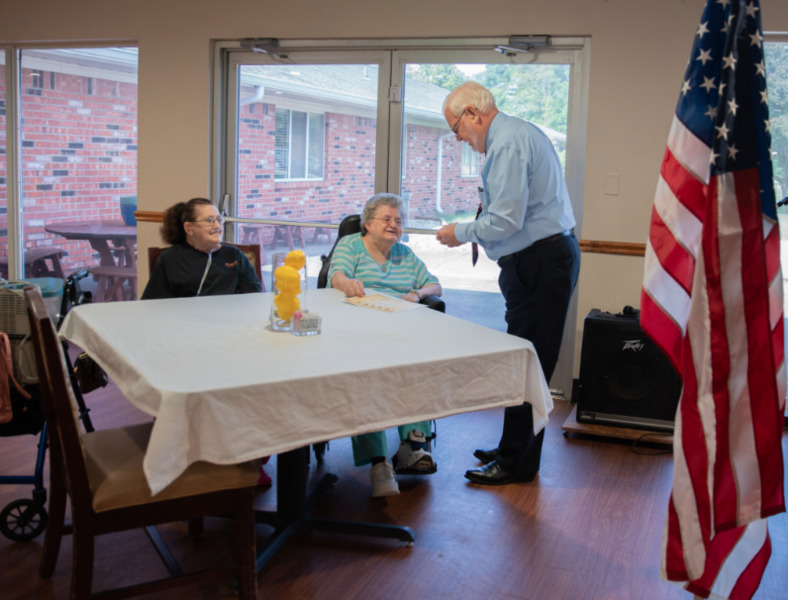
[{"left": 411, "top": 289, "right": 421, "bottom": 300}]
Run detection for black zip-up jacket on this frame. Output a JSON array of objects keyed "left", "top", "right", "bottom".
[{"left": 141, "top": 243, "right": 261, "bottom": 299}]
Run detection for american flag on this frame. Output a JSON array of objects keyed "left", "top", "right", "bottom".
[{"left": 640, "top": 0, "right": 785, "bottom": 598}]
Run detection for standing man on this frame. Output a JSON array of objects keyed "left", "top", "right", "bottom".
[{"left": 436, "top": 81, "right": 580, "bottom": 485}]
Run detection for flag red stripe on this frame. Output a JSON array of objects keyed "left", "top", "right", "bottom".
[
  {"left": 685, "top": 526, "right": 746, "bottom": 597},
  {"left": 661, "top": 147, "right": 707, "bottom": 221},
  {"left": 729, "top": 533, "right": 772, "bottom": 600},
  {"left": 677, "top": 329, "right": 713, "bottom": 573},
  {"left": 647, "top": 207, "right": 694, "bottom": 294},
  {"left": 664, "top": 496, "right": 690, "bottom": 581},
  {"left": 640, "top": 290, "right": 683, "bottom": 372},
  {"left": 702, "top": 177, "right": 740, "bottom": 533},
  {"left": 734, "top": 171, "right": 787, "bottom": 523}
]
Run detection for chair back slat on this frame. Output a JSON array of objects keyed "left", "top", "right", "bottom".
[
  {"left": 147, "top": 246, "right": 165, "bottom": 276},
  {"left": 25, "top": 287, "right": 93, "bottom": 508},
  {"left": 225, "top": 243, "right": 265, "bottom": 290}
]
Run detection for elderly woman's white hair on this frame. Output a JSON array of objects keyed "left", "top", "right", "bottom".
[
  {"left": 442, "top": 81, "right": 498, "bottom": 117},
  {"left": 360, "top": 193, "right": 404, "bottom": 235}
]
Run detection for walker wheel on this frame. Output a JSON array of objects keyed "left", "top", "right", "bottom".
[{"left": 0, "top": 498, "right": 48, "bottom": 541}]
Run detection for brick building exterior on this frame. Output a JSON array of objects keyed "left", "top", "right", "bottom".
[{"left": 2, "top": 57, "right": 479, "bottom": 272}]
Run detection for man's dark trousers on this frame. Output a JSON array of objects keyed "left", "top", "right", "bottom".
[{"left": 494, "top": 232, "right": 580, "bottom": 475}]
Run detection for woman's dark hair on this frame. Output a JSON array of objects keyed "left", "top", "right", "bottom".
[{"left": 160, "top": 197, "right": 215, "bottom": 245}]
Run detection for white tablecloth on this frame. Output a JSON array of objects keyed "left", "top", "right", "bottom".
[{"left": 60, "top": 289, "right": 551, "bottom": 495}]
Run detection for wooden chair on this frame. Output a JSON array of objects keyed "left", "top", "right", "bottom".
[
  {"left": 24, "top": 287, "right": 259, "bottom": 600},
  {"left": 148, "top": 243, "right": 266, "bottom": 292}
]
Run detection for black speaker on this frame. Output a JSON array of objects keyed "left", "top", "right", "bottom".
[{"left": 575, "top": 307, "right": 681, "bottom": 432}]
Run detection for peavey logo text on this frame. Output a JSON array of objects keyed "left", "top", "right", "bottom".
[{"left": 622, "top": 338, "right": 646, "bottom": 352}]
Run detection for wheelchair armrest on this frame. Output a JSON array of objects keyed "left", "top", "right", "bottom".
[{"left": 419, "top": 294, "right": 445, "bottom": 313}]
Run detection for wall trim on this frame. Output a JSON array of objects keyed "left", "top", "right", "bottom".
[
  {"left": 136, "top": 210, "right": 647, "bottom": 258},
  {"left": 578, "top": 240, "right": 646, "bottom": 257}
]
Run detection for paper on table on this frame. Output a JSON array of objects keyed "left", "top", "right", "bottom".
[{"left": 343, "top": 293, "right": 424, "bottom": 312}]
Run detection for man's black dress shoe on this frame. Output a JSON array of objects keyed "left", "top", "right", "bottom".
[
  {"left": 473, "top": 448, "right": 499, "bottom": 464},
  {"left": 464, "top": 460, "right": 536, "bottom": 485}
]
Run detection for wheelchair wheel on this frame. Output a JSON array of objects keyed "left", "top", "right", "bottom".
[{"left": 0, "top": 498, "right": 48, "bottom": 541}]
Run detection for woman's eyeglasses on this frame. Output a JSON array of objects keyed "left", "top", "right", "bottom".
[
  {"left": 191, "top": 217, "right": 224, "bottom": 226},
  {"left": 371, "top": 216, "right": 403, "bottom": 227}
]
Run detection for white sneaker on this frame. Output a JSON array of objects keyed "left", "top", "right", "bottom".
[
  {"left": 370, "top": 461, "right": 399, "bottom": 497},
  {"left": 392, "top": 430, "right": 437, "bottom": 474}
]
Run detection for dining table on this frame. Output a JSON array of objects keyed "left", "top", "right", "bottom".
[
  {"left": 45, "top": 221, "right": 137, "bottom": 301},
  {"left": 58, "top": 288, "right": 552, "bottom": 568}
]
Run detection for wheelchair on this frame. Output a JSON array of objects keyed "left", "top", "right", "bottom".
[{"left": 311, "top": 214, "right": 444, "bottom": 463}]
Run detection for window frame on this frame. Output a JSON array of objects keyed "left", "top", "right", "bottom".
[
  {"left": 460, "top": 143, "right": 479, "bottom": 178},
  {"left": 1, "top": 44, "right": 139, "bottom": 281},
  {"left": 212, "top": 37, "right": 590, "bottom": 398},
  {"left": 275, "top": 107, "right": 325, "bottom": 181}
]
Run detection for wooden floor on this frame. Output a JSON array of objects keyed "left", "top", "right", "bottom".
[{"left": 1, "top": 381, "right": 787, "bottom": 600}]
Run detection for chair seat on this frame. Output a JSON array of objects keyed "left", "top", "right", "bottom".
[{"left": 84, "top": 422, "right": 260, "bottom": 512}]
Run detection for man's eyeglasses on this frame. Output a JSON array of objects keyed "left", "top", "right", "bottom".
[
  {"left": 191, "top": 217, "right": 224, "bottom": 226},
  {"left": 371, "top": 216, "right": 403, "bottom": 227},
  {"left": 450, "top": 108, "right": 467, "bottom": 134}
]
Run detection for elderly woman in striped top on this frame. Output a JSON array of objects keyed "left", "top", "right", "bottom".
[{"left": 328, "top": 193, "right": 442, "bottom": 498}]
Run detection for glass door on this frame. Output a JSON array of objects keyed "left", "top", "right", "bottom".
[
  {"left": 221, "top": 41, "right": 589, "bottom": 396},
  {"left": 224, "top": 50, "right": 390, "bottom": 282},
  {"left": 391, "top": 47, "right": 587, "bottom": 396}
]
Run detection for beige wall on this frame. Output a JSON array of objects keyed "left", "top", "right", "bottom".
[{"left": 3, "top": 0, "right": 788, "bottom": 372}]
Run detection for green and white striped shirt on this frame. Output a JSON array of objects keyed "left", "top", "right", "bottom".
[{"left": 327, "top": 233, "right": 439, "bottom": 296}]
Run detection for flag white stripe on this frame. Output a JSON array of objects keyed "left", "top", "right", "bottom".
[
  {"left": 653, "top": 175, "right": 703, "bottom": 259},
  {"left": 706, "top": 520, "right": 769, "bottom": 600},
  {"left": 667, "top": 115, "right": 712, "bottom": 184},
  {"left": 717, "top": 177, "right": 762, "bottom": 524},
  {"left": 643, "top": 242, "right": 691, "bottom": 331}
]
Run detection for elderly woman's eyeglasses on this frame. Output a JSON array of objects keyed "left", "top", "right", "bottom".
[
  {"left": 191, "top": 216, "right": 224, "bottom": 226},
  {"left": 450, "top": 108, "right": 467, "bottom": 134},
  {"left": 371, "top": 216, "right": 403, "bottom": 227}
]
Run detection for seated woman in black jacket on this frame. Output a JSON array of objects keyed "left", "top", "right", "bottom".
[
  {"left": 141, "top": 197, "right": 261, "bottom": 299},
  {"left": 141, "top": 198, "right": 269, "bottom": 485}
]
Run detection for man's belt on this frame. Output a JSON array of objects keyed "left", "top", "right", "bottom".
[
  {"left": 498, "top": 230, "right": 573, "bottom": 264},
  {"left": 531, "top": 229, "right": 572, "bottom": 249}
]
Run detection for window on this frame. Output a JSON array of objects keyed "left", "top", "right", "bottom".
[
  {"left": 2, "top": 47, "right": 138, "bottom": 297},
  {"left": 275, "top": 108, "right": 324, "bottom": 180},
  {"left": 460, "top": 144, "right": 479, "bottom": 177}
]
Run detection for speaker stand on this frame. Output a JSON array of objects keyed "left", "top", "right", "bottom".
[{"left": 562, "top": 405, "right": 673, "bottom": 446}]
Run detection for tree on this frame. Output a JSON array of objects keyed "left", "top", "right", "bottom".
[
  {"left": 765, "top": 42, "right": 788, "bottom": 204},
  {"left": 480, "top": 64, "right": 569, "bottom": 133},
  {"left": 406, "top": 64, "right": 466, "bottom": 90}
]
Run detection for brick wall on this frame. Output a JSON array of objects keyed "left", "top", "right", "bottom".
[
  {"left": 236, "top": 104, "right": 480, "bottom": 245},
  {"left": 0, "top": 65, "right": 138, "bottom": 270},
  {"left": 1, "top": 66, "right": 478, "bottom": 270}
]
